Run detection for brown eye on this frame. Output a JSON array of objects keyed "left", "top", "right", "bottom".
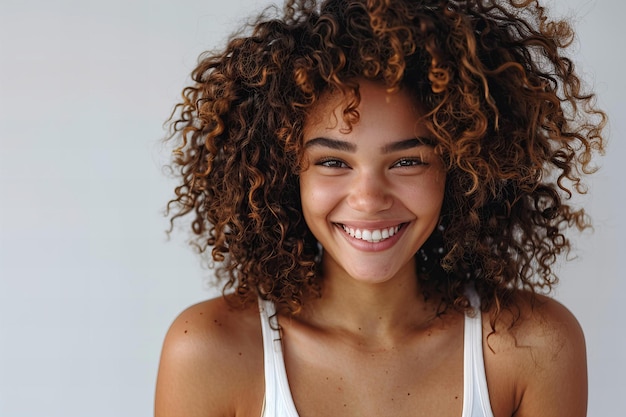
[
  {"left": 392, "top": 158, "right": 427, "bottom": 168},
  {"left": 317, "top": 158, "right": 349, "bottom": 168}
]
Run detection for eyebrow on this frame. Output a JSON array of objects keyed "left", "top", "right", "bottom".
[{"left": 304, "top": 137, "right": 433, "bottom": 153}]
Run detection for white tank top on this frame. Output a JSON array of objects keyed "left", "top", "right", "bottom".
[{"left": 258, "top": 289, "right": 494, "bottom": 417}]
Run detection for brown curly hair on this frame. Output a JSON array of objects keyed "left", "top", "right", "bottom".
[{"left": 165, "top": 0, "right": 606, "bottom": 316}]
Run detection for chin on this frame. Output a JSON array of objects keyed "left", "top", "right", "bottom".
[{"left": 343, "top": 266, "right": 399, "bottom": 285}]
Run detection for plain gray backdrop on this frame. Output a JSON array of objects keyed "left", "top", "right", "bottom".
[{"left": 0, "top": 0, "right": 623, "bottom": 416}]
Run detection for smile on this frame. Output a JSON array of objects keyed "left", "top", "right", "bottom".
[{"left": 340, "top": 224, "right": 404, "bottom": 243}]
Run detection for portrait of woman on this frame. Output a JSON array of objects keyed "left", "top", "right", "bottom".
[
  {"left": 154, "top": 0, "right": 607, "bottom": 416},
  {"left": 0, "top": 1, "right": 621, "bottom": 416}
]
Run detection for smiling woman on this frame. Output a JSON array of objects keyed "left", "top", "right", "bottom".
[{"left": 155, "top": 0, "right": 605, "bottom": 416}]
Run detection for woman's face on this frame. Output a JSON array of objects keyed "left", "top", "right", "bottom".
[{"left": 299, "top": 79, "right": 447, "bottom": 285}]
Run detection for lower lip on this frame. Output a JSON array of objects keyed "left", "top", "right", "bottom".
[{"left": 335, "top": 223, "right": 407, "bottom": 252}]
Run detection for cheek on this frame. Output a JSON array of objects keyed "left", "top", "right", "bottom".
[
  {"left": 428, "top": 169, "right": 446, "bottom": 196},
  {"left": 402, "top": 173, "right": 446, "bottom": 211},
  {"left": 299, "top": 175, "right": 334, "bottom": 219},
  {"left": 299, "top": 175, "right": 347, "bottom": 239}
]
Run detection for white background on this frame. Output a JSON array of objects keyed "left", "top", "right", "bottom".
[{"left": 0, "top": 0, "right": 623, "bottom": 416}]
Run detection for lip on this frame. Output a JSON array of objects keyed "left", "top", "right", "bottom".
[
  {"left": 336, "top": 220, "right": 406, "bottom": 229},
  {"left": 334, "top": 222, "right": 408, "bottom": 252}
]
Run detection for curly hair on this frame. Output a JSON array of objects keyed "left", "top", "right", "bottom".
[{"left": 165, "top": 0, "right": 606, "bottom": 317}]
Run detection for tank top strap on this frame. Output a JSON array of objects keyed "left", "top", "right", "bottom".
[
  {"left": 258, "top": 298, "right": 300, "bottom": 417},
  {"left": 462, "top": 287, "right": 495, "bottom": 417}
]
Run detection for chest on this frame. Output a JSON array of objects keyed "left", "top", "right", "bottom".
[{"left": 281, "top": 324, "right": 466, "bottom": 417}]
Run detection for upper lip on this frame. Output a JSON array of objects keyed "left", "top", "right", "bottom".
[{"left": 334, "top": 221, "right": 408, "bottom": 229}]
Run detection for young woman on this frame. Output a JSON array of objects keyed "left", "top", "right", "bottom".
[{"left": 155, "top": 0, "right": 606, "bottom": 416}]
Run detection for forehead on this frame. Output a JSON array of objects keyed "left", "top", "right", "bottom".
[{"left": 303, "top": 79, "right": 425, "bottom": 139}]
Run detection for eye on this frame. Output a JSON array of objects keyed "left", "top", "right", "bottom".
[
  {"left": 392, "top": 158, "right": 427, "bottom": 168},
  {"left": 316, "top": 158, "right": 349, "bottom": 169}
]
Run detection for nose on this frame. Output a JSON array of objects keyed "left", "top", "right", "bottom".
[{"left": 346, "top": 171, "right": 393, "bottom": 213}]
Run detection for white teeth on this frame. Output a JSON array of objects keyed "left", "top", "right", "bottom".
[{"left": 341, "top": 224, "right": 402, "bottom": 243}]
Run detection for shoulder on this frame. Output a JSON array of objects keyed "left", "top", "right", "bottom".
[
  {"left": 154, "top": 296, "right": 264, "bottom": 417},
  {"left": 484, "top": 292, "right": 587, "bottom": 417}
]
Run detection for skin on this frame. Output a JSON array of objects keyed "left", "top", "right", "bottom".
[{"left": 155, "top": 80, "right": 588, "bottom": 417}]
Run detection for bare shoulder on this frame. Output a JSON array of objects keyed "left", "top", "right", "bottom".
[
  {"left": 484, "top": 292, "right": 587, "bottom": 417},
  {"left": 154, "top": 295, "right": 264, "bottom": 417}
]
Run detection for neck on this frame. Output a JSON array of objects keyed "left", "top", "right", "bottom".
[{"left": 301, "top": 258, "right": 439, "bottom": 342}]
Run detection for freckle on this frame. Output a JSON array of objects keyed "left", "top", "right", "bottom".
[
  {"left": 343, "top": 404, "right": 347, "bottom": 407},
  {"left": 326, "top": 377, "right": 329, "bottom": 380},
  {"left": 184, "top": 330, "right": 188, "bottom": 334},
  {"left": 185, "top": 320, "right": 188, "bottom": 323},
  {"left": 199, "top": 312, "right": 203, "bottom": 315},
  {"left": 238, "top": 352, "right": 242, "bottom": 356},
  {"left": 339, "top": 377, "right": 343, "bottom": 381},
  {"left": 378, "top": 316, "right": 382, "bottom": 320},
  {"left": 358, "top": 327, "right": 362, "bottom": 331}
]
